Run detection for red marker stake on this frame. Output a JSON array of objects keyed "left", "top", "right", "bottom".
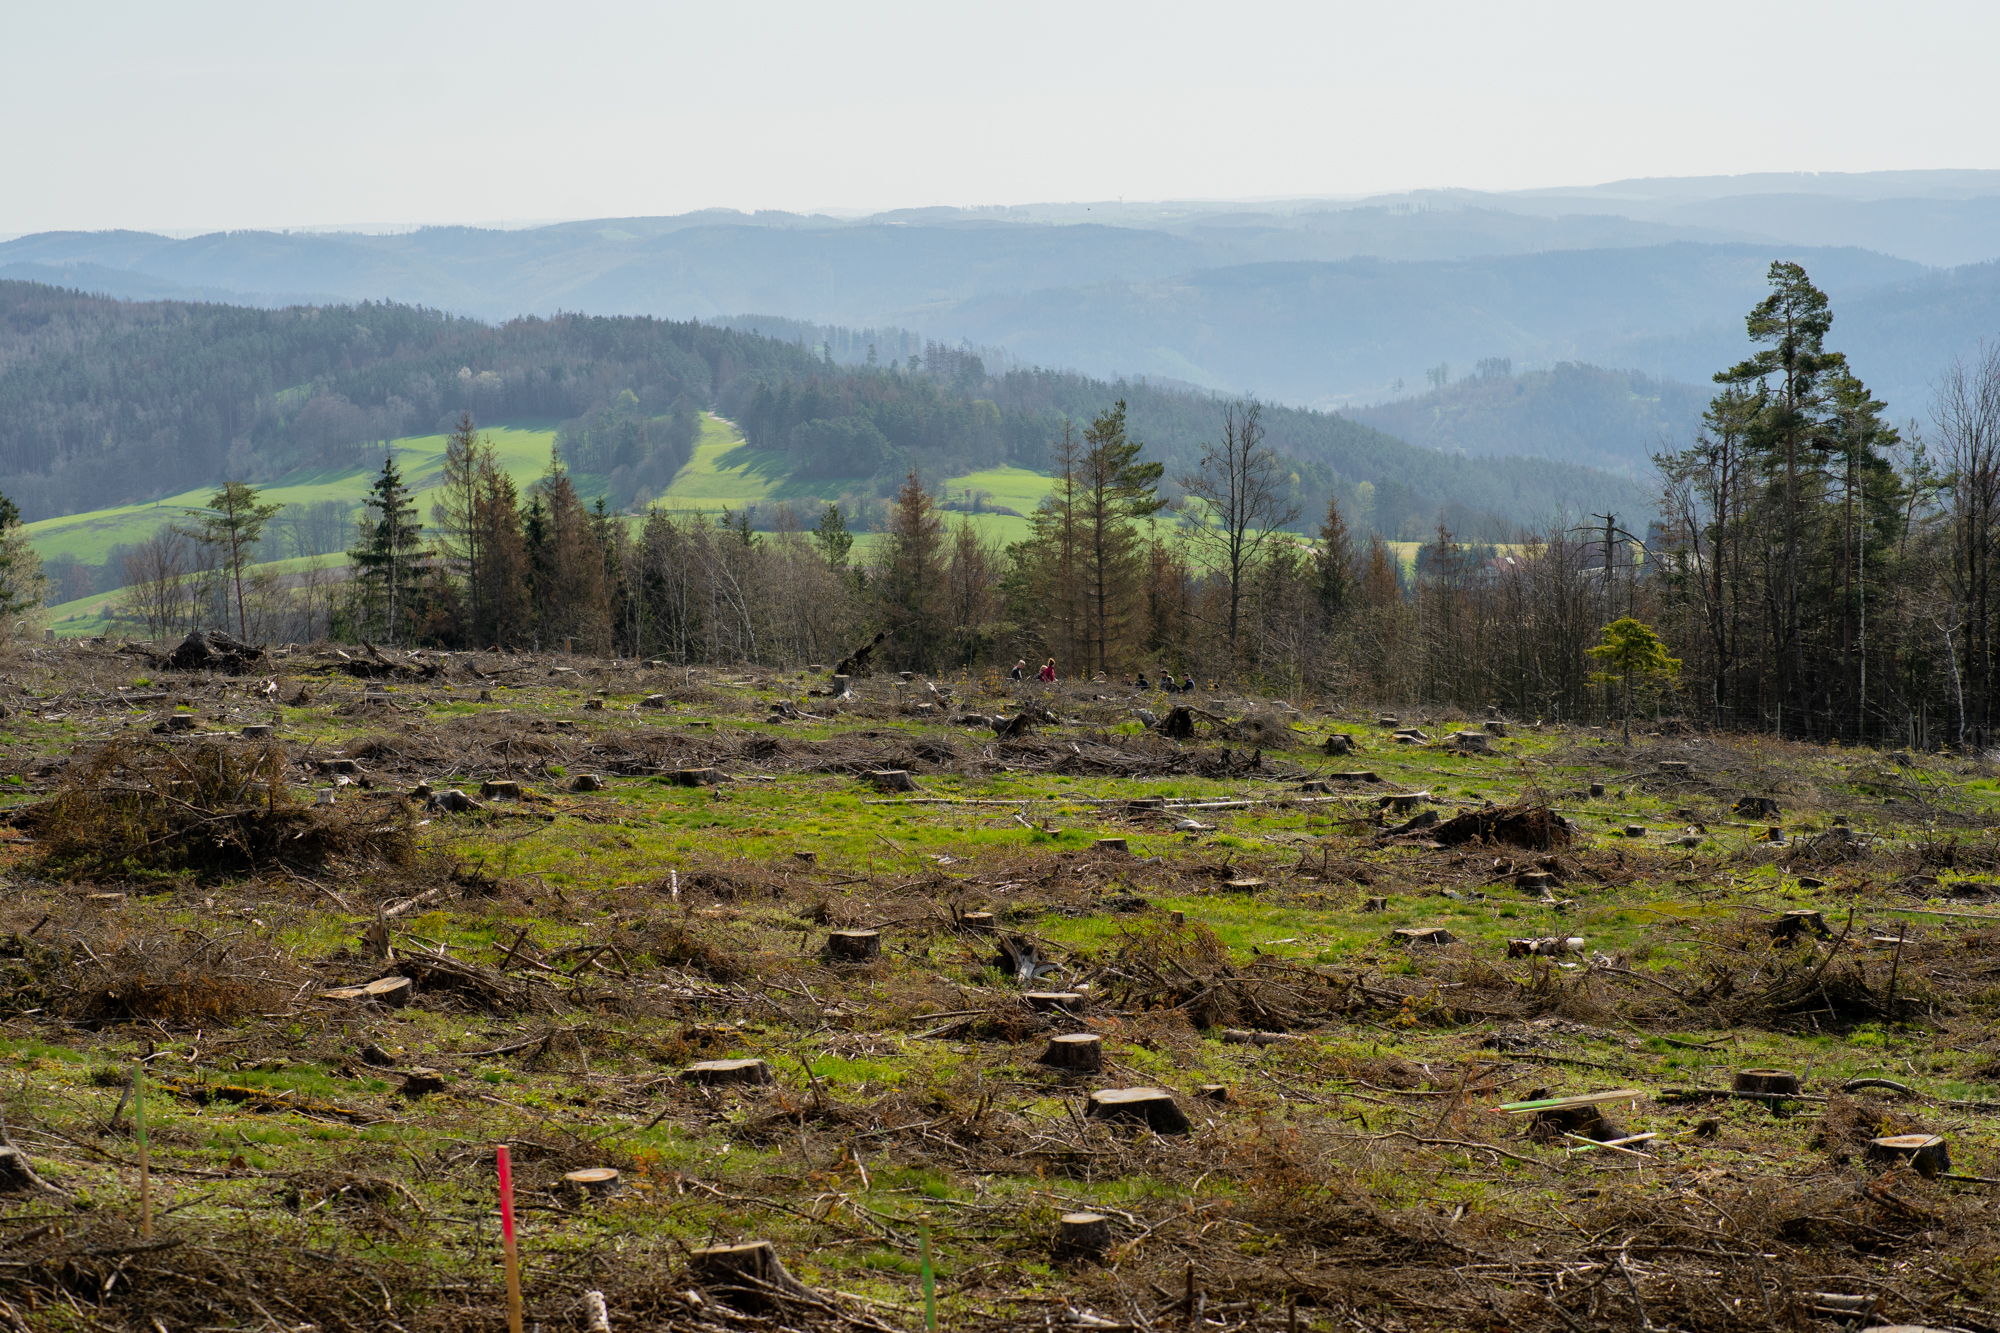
[{"left": 497, "top": 1144, "right": 524, "bottom": 1333}]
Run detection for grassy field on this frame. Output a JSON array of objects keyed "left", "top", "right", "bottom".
[{"left": 0, "top": 642, "right": 1995, "bottom": 1330}]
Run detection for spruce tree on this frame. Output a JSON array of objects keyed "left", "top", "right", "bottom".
[
  {"left": 348, "top": 456, "right": 423, "bottom": 643},
  {"left": 1078, "top": 401, "right": 1165, "bottom": 674}
]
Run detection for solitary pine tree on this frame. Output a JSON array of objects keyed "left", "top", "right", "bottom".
[
  {"left": 1588, "top": 617, "right": 1681, "bottom": 743},
  {"left": 877, "top": 469, "right": 947, "bottom": 671},
  {"left": 1078, "top": 401, "right": 1166, "bottom": 674},
  {"left": 348, "top": 456, "right": 424, "bottom": 643}
]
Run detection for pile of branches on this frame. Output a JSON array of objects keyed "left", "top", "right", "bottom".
[
  {"left": 1425, "top": 800, "right": 1572, "bottom": 851},
  {"left": 1091, "top": 920, "right": 1342, "bottom": 1030},
  {"left": 14, "top": 741, "right": 416, "bottom": 878}
]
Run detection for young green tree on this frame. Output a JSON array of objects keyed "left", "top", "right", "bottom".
[
  {"left": 183, "top": 481, "right": 282, "bottom": 640},
  {"left": 1587, "top": 617, "right": 1681, "bottom": 743},
  {"left": 347, "top": 456, "right": 424, "bottom": 643},
  {"left": 813, "top": 502, "right": 854, "bottom": 573},
  {"left": 1078, "top": 401, "right": 1165, "bottom": 674},
  {"left": 1315, "top": 489, "right": 1356, "bottom": 626},
  {"left": 431, "top": 413, "right": 488, "bottom": 645},
  {"left": 876, "top": 468, "right": 948, "bottom": 671},
  {"left": 0, "top": 491, "right": 49, "bottom": 640}
]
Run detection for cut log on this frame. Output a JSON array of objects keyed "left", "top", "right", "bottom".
[
  {"left": 682, "top": 1059, "right": 774, "bottom": 1086},
  {"left": 1322, "top": 733, "right": 1355, "bottom": 756},
  {"left": 240, "top": 724, "right": 273, "bottom": 739},
  {"left": 563, "top": 1167, "right": 621, "bottom": 1198},
  {"left": 825, "top": 930, "right": 881, "bottom": 964},
  {"left": 1866, "top": 1134, "right": 1950, "bottom": 1176},
  {"left": 1390, "top": 926, "right": 1455, "bottom": 946},
  {"left": 1094, "top": 837, "right": 1129, "bottom": 854},
  {"left": 1057, "top": 1212, "right": 1112, "bottom": 1258},
  {"left": 398, "top": 1067, "right": 448, "bottom": 1097},
  {"left": 1733, "top": 1069, "right": 1800, "bottom": 1097},
  {"left": 864, "top": 769, "right": 915, "bottom": 792},
  {"left": 581, "top": 1290, "right": 611, "bottom": 1333},
  {"left": 480, "top": 779, "right": 523, "bottom": 799},
  {"left": 322, "top": 976, "right": 414, "bottom": 1008},
  {"left": 318, "top": 758, "right": 360, "bottom": 774},
  {"left": 569, "top": 774, "right": 606, "bottom": 792},
  {"left": 1506, "top": 936, "right": 1584, "bottom": 958},
  {"left": 691, "top": 1240, "right": 811, "bottom": 1309},
  {"left": 668, "top": 767, "right": 726, "bottom": 786},
  {"left": 1219, "top": 1029, "right": 1299, "bottom": 1045},
  {"left": 1026, "top": 991, "right": 1084, "bottom": 1013},
  {"left": 1361, "top": 896, "right": 1388, "bottom": 912},
  {"left": 1086, "top": 1087, "right": 1191, "bottom": 1135},
  {"left": 958, "top": 911, "right": 997, "bottom": 932},
  {"left": 1040, "top": 1033, "right": 1103, "bottom": 1073}
]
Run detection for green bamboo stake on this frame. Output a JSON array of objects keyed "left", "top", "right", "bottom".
[
  {"left": 133, "top": 1062, "right": 152, "bottom": 1238},
  {"left": 919, "top": 1213, "right": 937, "bottom": 1332}
]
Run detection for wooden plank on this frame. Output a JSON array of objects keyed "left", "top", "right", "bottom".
[{"left": 1492, "top": 1089, "right": 1647, "bottom": 1115}]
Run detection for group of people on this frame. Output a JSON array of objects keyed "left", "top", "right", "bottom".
[{"left": 1008, "top": 658, "right": 1195, "bottom": 693}]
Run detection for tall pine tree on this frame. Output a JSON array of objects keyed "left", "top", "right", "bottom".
[{"left": 347, "top": 456, "right": 423, "bottom": 643}]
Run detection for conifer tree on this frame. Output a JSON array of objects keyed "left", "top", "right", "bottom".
[
  {"left": 877, "top": 469, "right": 947, "bottom": 671},
  {"left": 347, "top": 456, "right": 423, "bottom": 643},
  {"left": 185, "top": 481, "right": 282, "bottom": 640},
  {"left": 1078, "top": 401, "right": 1165, "bottom": 674}
]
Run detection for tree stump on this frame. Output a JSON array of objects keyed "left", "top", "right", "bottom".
[
  {"left": 1515, "top": 871, "right": 1557, "bottom": 893},
  {"left": 431, "top": 788, "right": 482, "bottom": 812},
  {"left": 1160, "top": 707, "right": 1196, "bottom": 740},
  {"left": 1298, "top": 780, "right": 1328, "bottom": 794},
  {"left": 1588, "top": 783, "right": 1605, "bottom": 797},
  {"left": 563, "top": 1167, "right": 621, "bottom": 1198},
  {"left": 1866, "top": 1134, "right": 1950, "bottom": 1177},
  {"left": 1026, "top": 991, "right": 1084, "bottom": 1013},
  {"left": 584, "top": 697, "right": 605, "bottom": 711},
  {"left": 1095, "top": 837, "right": 1129, "bottom": 854},
  {"left": 1169, "top": 910, "right": 1185, "bottom": 925},
  {"left": 166, "top": 713, "right": 198, "bottom": 732},
  {"left": 959, "top": 911, "right": 996, "bottom": 932},
  {"left": 318, "top": 758, "right": 360, "bottom": 774},
  {"left": 691, "top": 1240, "right": 811, "bottom": 1309},
  {"left": 1057, "top": 1212, "right": 1112, "bottom": 1258},
  {"left": 864, "top": 769, "right": 915, "bottom": 792},
  {"left": 1040, "top": 1033, "right": 1103, "bottom": 1073},
  {"left": 1733, "top": 1069, "right": 1800, "bottom": 1097},
  {"left": 1362, "top": 896, "right": 1388, "bottom": 912},
  {"left": 569, "top": 774, "right": 606, "bottom": 792},
  {"left": 830, "top": 674, "right": 852, "bottom": 697},
  {"left": 398, "top": 1067, "right": 448, "bottom": 1097},
  {"left": 1376, "top": 715, "right": 1399, "bottom": 727},
  {"left": 682, "top": 1059, "right": 774, "bottom": 1087},
  {"left": 1623, "top": 825, "right": 1647, "bottom": 838},
  {"left": 480, "top": 779, "right": 523, "bottom": 799},
  {"left": 825, "top": 930, "right": 881, "bottom": 964},
  {"left": 1197, "top": 1084, "right": 1229, "bottom": 1102},
  {"left": 1390, "top": 926, "right": 1455, "bottom": 946},
  {"left": 1323, "top": 733, "right": 1354, "bottom": 756},
  {"left": 1657, "top": 760, "right": 1690, "bottom": 776},
  {"left": 1733, "top": 794, "right": 1780, "bottom": 817},
  {"left": 322, "top": 976, "right": 414, "bottom": 1008},
  {"left": 1086, "top": 1087, "right": 1191, "bottom": 1135},
  {"left": 240, "top": 724, "right": 273, "bottom": 739},
  {"left": 639, "top": 693, "right": 668, "bottom": 709},
  {"left": 1329, "top": 770, "right": 1381, "bottom": 783},
  {"left": 1765, "top": 910, "right": 1830, "bottom": 943},
  {"left": 1483, "top": 720, "right": 1509, "bottom": 737},
  {"left": 1224, "top": 878, "right": 1266, "bottom": 893},
  {"left": 0, "top": 1146, "right": 36, "bottom": 1192},
  {"left": 1448, "top": 732, "right": 1491, "bottom": 754},
  {"left": 669, "top": 768, "right": 725, "bottom": 786}
]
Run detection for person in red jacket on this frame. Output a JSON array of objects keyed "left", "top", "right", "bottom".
[{"left": 1037, "top": 658, "right": 1057, "bottom": 683}]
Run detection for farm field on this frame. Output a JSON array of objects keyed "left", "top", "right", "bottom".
[{"left": 0, "top": 640, "right": 1997, "bottom": 1330}]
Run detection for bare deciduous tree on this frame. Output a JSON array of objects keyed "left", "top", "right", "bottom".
[{"left": 1177, "top": 401, "right": 1300, "bottom": 657}]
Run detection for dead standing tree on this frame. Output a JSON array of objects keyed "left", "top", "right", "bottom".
[{"left": 1178, "top": 401, "right": 1300, "bottom": 661}]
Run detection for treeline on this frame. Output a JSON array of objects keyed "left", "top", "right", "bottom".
[{"left": 0, "top": 281, "right": 821, "bottom": 521}]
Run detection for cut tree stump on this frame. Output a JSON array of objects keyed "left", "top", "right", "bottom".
[
  {"left": 1376, "top": 715, "right": 1399, "bottom": 727},
  {"left": 480, "top": 779, "right": 523, "bottom": 799},
  {"left": 0, "top": 1146, "right": 36, "bottom": 1192},
  {"left": 1733, "top": 1069, "right": 1800, "bottom": 1097},
  {"left": 1390, "top": 926, "right": 1456, "bottom": 946},
  {"left": 1734, "top": 794, "right": 1781, "bottom": 817},
  {"left": 865, "top": 769, "right": 915, "bottom": 792},
  {"left": 668, "top": 768, "right": 726, "bottom": 786},
  {"left": 1087, "top": 1087, "right": 1191, "bottom": 1135},
  {"left": 1040, "top": 1033, "right": 1103, "bottom": 1073},
  {"left": 569, "top": 774, "right": 606, "bottom": 792},
  {"left": 240, "top": 724, "right": 273, "bottom": 739},
  {"left": 1323, "top": 733, "right": 1355, "bottom": 755},
  {"left": 1506, "top": 937, "right": 1583, "bottom": 958},
  {"left": 166, "top": 713, "right": 198, "bottom": 732},
  {"left": 1361, "top": 897, "right": 1388, "bottom": 912},
  {"left": 1378, "top": 791, "right": 1430, "bottom": 813},
  {"left": 1057, "top": 1212, "right": 1112, "bottom": 1258},
  {"left": 584, "top": 697, "right": 605, "bottom": 711},
  {"left": 1515, "top": 871, "right": 1557, "bottom": 893},
  {"left": 563, "top": 1167, "right": 621, "bottom": 1198},
  {"left": 1765, "top": 910, "right": 1830, "bottom": 943},
  {"left": 1866, "top": 1134, "right": 1950, "bottom": 1176},
  {"left": 398, "top": 1067, "right": 448, "bottom": 1097},
  {"left": 682, "top": 1059, "right": 774, "bottom": 1087},
  {"left": 1328, "top": 770, "right": 1381, "bottom": 783},
  {"left": 1095, "top": 837, "right": 1129, "bottom": 854},
  {"left": 1589, "top": 783, "right": 1605, "bottom": 797},
  {"left": 958, "top": 911, "right": 997, "bottom": 932},
  {"left": 1483, "top": 720, "right": 1509, "bottom": 737},
  {"left": 1623, "top": 825, "right": 1647, "bottom": 838},
  {"left": 1223, "top": 878, "right": 1266, "bottom": 893},
  {"left": 639, "top": 694, "right": 668, "bottom": 709},
  {"left": 691, "top": 1240, "right": 811, "bottom": 1309},
  {"left": 318, "top": 758, "right": 360, "bottom": 774},
  {"left": 1448, "top": 732, "right": 1491, "bottom": 753},
  {"left": 1197, "top": 1084, "right": 1230, "bottom": 1102},
  {"left": 1658, "top": 760, "right": 1691, "bottom": 776},
  {"left": 825, "top": 930, "right": 881, "bottom": 964},
  {"left": 322, "top": 976, "right": 415, "bottom": 1008},
  {"left": 430, "top": 788, "right": 482, "bottom": 812},
  {"left": 1026, "top": 991, "right": 1084, "bottom": 1013}
]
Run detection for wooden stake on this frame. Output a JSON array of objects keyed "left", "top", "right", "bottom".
[
  {"left": 134, "top": 1063, "right": 151, "bottom": 1239},
  {"left": 497, "top": 1144, "right": 524, "bottom": 1333}
]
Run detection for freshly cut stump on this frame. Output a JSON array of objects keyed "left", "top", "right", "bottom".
[
  {"left": 1657, "top": 760, "right": 1690, "bottom": 776},
  {"left": 1866, "top": 1134, "right": 1950, "bottom": 1176},
  {"left": 1026, "top": 991, "right": 1084, "bottom": 1013},
  {"left": 1223, "top": 878, "right": 1266, "bottom": 893},
  {"left": 1329, "top": 770, "right": 1381, "bottom": 783},
  {"left": 1095, "top": 837, "right": 1129, "bottom": 854},
  {"left": 431, "top": 788, "right": 482, "bottom": 812},
  {"left": 1623, "top": 825, "right": 1647, "bottom": 838},
  {"left": 1483, "top": 720, "right": 1509, "bottom": 736},
  {"left": 322, "top": 976, "right": 414, "bottom": 1008},
  {"left": 669, "top": 767, "right": 725, "bottom": 787},
  {"left": 398, "top": 1067, "right": 448, "bottom": 1097},
  {"left": 958, "top": 911, "right": 996, "bottom": 932},
  {"left": 1380, "top": 792, "right": 1429, "bottom": 813},
  {"left": 682, "top": 1059, "right": 774, "bottom": 1087},
  {"left": 1197, "top": 1084, "right": 1230, "bottom": 1102},
  {"left": 318, "top": 758, "right": 360, "bottom": 774},
  {"left": 691, "top": 1240, "right": 810, "bottom": 1309},
  {"left": 825, "top": 930, "right": 881, "bottom": 964},
  {"left": 240, "top": 724, "right": 273, "bottom": 739},
  {"left": 1391, "top": 926, "right": 1455, "bottom": 946},
  {"left": 1733, "top": 1069, "right": 1801, "bottom": 1097},
  {"left": 564, "top": 1167, "right": 621, "bottom": 1198},
  {"left": 865, "top": 769, "right": 915, "bottom": 792},
  {"left": 1057, "top": 1212, "right": 1112, "bottom": 1258},
  {"left": 1515, "top": 871, "right": 1557, "bottom": 893},
  {"left": 1040, "top": 1033, "right": 1103, "bottom": 1073},
  {"left": 1361, "top": 896, "right": 1388, "bottom": 912},
  {"left": 166, "top": 713, "right": 198, "bottom": 732},
  {"left": 1087, "top": 1087, "right": 1190, "bottom": 1135},
  {"left": 1323, "top": 733, "right": 1354, "bottom": 755},
  {"left": 569, "top": 774, "right": 606, "bottom": 792},
  {"left": 480, "top": 779, "right": 523, "bottom": 799},
  {"left": 639, "top": 694, "right": 668, "bottom": 709}
]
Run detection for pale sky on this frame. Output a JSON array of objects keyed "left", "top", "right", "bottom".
[{"left": 6, "top": 0, "right": 1999, "bottom": 236}]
